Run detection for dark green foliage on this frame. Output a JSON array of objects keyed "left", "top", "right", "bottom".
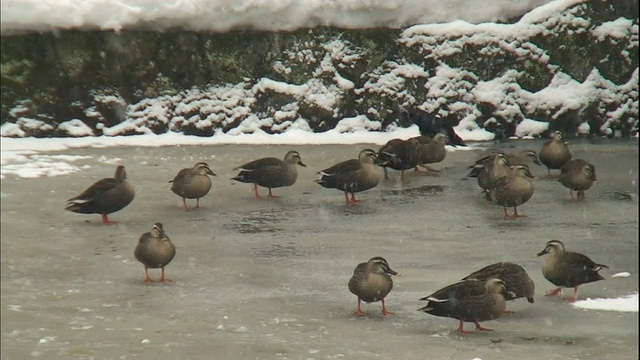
[{"left": 0, "top": 0, "right": 637, "bottom": 138}]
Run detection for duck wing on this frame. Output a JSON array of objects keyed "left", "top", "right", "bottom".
[
  {"left": 234, "top": 157, "right": 282, "bottom": 171},
  {"left": 170, "top": 168, "right": 191, "bottom": 184},
  {"left": 419, "top": 280, "right": 486, "bottom": 302},
  {"left": 564, "top": 252, "right": 609, "bottom": 271},
  {"left": 318, "top": 159, "right": 362, "bottom": 176},
  {"left": 67, "top": 178, "right": 119, "bottom": 203}
]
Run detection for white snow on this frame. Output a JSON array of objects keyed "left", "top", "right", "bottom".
[
  {"left": 571, "top": 293, "right": 639, "bottom": 312},
  {"left": 0, "top": 125, "right": 478, "bottom": 179},
  {"left": 57, "top": 119, "right": 96, "bottom": 137},
  {"left": 0, "top": 153, "right": 90, "bottom": 179},
  {"left": 612, "top": 272, "right": 632, "bottom": 278},
  {"left": 1, "top": 0, "right": 555, "bottom": 33},
  {"left": 515, "top": 118, "right": 550, "bottom": 138},
  {"left": 592, "top": 18, "right": 636, "bottom": 42},
  {"left": 577, "top": 121, "right": 590, "bottom": 135}
]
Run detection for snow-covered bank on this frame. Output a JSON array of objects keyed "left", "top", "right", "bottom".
[
  {"left": 1, "top": 0, "right": 638, "bottom": 140},
  {"left": 1, "top": 0, "right": 554, "bottom": 33}
]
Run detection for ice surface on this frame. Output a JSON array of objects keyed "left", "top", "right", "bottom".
[{"left": 1, "top": 140, "right": 638, "bottom": 359}]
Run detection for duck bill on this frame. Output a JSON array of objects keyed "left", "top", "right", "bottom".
[
  {"left": 207, "top": 169, "right": 217, "bottom": 176},
  {"left": 385, "top": 268, "right": 399, "bottom": 276},
  {"left": 298, "top": 161, "right": 307, "bottom": 167},
  {"left": 536, "top": 249, "right": 548, "bottom": 257}
]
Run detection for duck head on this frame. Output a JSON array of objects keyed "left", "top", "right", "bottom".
[
  {"left": 284, "top": 151, "right": 306, "bottom": 167},
  {"left": 537, "top": 240, "right": 565, "bottom": 257},
  {"left": 367, "top": 256, "right": 399, "bottom": 276}
]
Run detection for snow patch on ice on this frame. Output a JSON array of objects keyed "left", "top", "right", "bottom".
[
  {"left": 0, "top": 127, "right": 479, "bottom": 179},
  {"left": 612, "top": 272, "right": 631, "bottom": 278},
  {"left": 571, "top": 293, "right": 638, "bottom": 312},
  {"left": 38, "top": 336, "right": 56, "bottom": 344},
  {"left": 0, "top": 154, "right": 91, "bottom": 179}
]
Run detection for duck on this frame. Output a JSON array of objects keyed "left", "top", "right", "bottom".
[
  {"left": 465, "top": 153, "right": 497, "bottom": 179},
  {"left": 418, "top": 278, "right": 512, "bottom": 334},
  {"left": 134, "top": 223, "right": 176, "bottom": 283},
  {"left": 506, "top": 150, "right": 542, "bottom": 167},
  {"left": 376, "top": 138, "right": 421, "bottom": 180},
  {"left": 467, "top": 153, "right": 511, "bottom": 192},
  {"left": 537, "top": 240, "right": 608, "bottom": 302},
  {"left": 403, "top": 107, "right": 466, "bottom": 147},
  {"left": 466, "top": 150, "right": 540, "bottom": 179},
  {"left": 487, "top": 165, "right": 535, "bottom": 219},
  {"left": 348, "top": 257, "right": 399, "bottom": 316},
  {"left": 315, "top": 149, "right": 380, "bottom": 205},
  {"left": 539, "top": 130, "right": 572, "bottom": 177},
  {"left": 64, "top": 165, "right": 135, "bottom": 224},
  {"left": 462, "top": 262, "right": 535, "bottom": 313},
  {"left": 231, "top": 150, "right": 306, "bottom": 198},
  {"left": 170, "top": 162, "right": 216, "bottom": 210},
  {"left": 558, "top": 159, "right": 597, "bottom": 200},
  {"left": 413, "top": 133, "right": 448, "bottom": 173}
]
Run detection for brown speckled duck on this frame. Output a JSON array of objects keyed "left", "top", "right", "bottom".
[
  {"left": 376, "top": 138, "right": 421, "bottom": 180},
  {"left": 465, "top": 153, "right": 496, "bottom": 179},
  {"left": 170, "top": 162, "right": 216, "bottom": 210},
  {"left": 134, "top": 223, "right": 176, "bottom": 283},
  {"left": 467, "top": 153, "right": 511, "bottom": 192},
  {"left": 506, "top": 150, "right": 542, "bottom": 167},
  {"left": 231, "top": 150, "right": 306, "bottom": 198},
  {"left": 467, "top": 150, "right": 540, "bottom": 180},
  {"left": 488, "top": 165, "right": 535, "bottom": 219},
  {"left": 539, "top": 131, "right": 572, "bottom": 177},
  {"left": 418, "top": 278, "right": 512, "bottom": 334},
  {"left": 537, "top": 240, "right": 608, "bottom": 302},
  {"left": 413, "top": 133, "right": 447, "bottom": 173},
  {"left": 462, "top": 262, "right": 535, "bottom": 313},
  {"left": 348, "top": 257, "right": 399, "bottom": 316},
  {"left": 65, "top": 165, "right": 135, "bottom": 224},
  {"left": 315, "top": 149, "right": 380, "bottom": 205},
  {"left": 558, "top": 159, "right": 597, "bottom": 200}
]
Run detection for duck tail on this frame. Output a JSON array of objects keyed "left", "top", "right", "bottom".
[
  {"left": 64, "top": 202, "right": 79, "bottom": 212},
  {"left": 314, "top": 178, "right": 330, "bottom": 188},
  {"left": 64, "top": 201, "right": 88, "bottom": 213}
]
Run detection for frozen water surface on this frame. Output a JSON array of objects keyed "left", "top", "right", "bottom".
[{"left": 1, "top": 139, "right": 638, "bottom": 359}]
